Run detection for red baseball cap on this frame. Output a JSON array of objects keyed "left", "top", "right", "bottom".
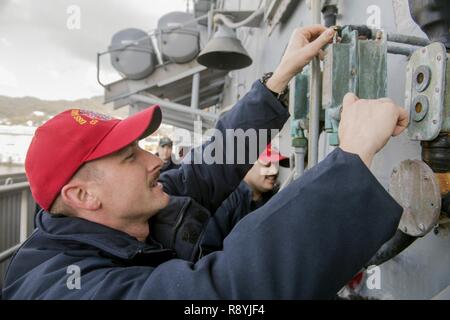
[
  {"left": 25, "top": 106, "right": 162, "bottom": 210},
  {"left": 258, "top": 144, "right": 289, "bottom": 167}
]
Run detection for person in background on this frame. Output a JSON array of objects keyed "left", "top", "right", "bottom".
[
  {"left": 156, "top": 137, "right": 180, "bottom": 172},
  {"left": 200, "top": 144, "right": 290, "bottom": 255}
]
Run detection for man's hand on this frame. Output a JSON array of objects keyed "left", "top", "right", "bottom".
[
  {"left": 266, "top": 25, "right": 335, "bottom": 93},
  {"left": 339, "top": 93, "right": 409, "bottom": 167}
]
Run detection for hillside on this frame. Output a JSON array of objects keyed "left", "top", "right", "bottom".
[{"left": 0, "top": 95, "right": 129, "bottom": 126}]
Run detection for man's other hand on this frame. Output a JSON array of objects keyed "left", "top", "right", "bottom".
[
  {"left": 266, "top": 25, "right": 335, "bottom": 93},
  {"left": 339, "top": 93, "right": 409, "bottom": 167}
]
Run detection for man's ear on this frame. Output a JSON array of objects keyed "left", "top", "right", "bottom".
[{"left": 60, "top": 182, "right": 101, "bottom": 211}]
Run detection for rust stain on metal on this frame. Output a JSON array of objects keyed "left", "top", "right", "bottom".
[{"left": 435, "top": 173, "right": 450, "bottom": 195}]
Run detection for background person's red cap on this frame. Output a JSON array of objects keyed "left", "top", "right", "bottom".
[
  {"left": 25, "top": 106, "right": 162, "bottom": 211},
  {"left": 258, "top": 143, "right": 290, "bottom": 167}
]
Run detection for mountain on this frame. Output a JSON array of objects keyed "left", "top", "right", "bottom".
[{"left": 0, "top": 95, "right": 129, "bottom": 126}]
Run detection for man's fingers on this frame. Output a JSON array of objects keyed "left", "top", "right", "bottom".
[
  {"left": 306, "top": 27, "right": 335, "bottom": 55},
  {"left": 299, "top": 24, "right": 329, "bottom": 41},
  {"left": 392, "top": 107, "right": 409, "bottom": 136},
  {"left": 342, "top": 92, "right": 359, "bottom": 107}
]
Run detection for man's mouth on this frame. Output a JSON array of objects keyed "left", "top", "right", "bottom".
[
  {"left": 149, "top": 172, "right": 161, "bottom": 189},
  {"left": 150, "top": 180, "right": 158, "bottom": 188}
]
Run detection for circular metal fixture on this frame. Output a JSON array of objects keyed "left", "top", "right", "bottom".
[
  {"left": 389, "top": 160, "right": 441, "bottom": 237},
  {"left": 413, "top": 65, "right": 431, "bottom": 92},
  {"left": 411, "top": 95, "right": 429, "bottom": 122}
]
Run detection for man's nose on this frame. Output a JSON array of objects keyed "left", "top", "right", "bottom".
[
  {"left": 143, "top": 151, "right": 163, "bottom": 172},
  {"left": 262, "top": 163, "right": 279, "bottom": 176}
]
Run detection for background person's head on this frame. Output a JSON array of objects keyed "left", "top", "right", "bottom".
[
  {"left": 244, "top": 145, "right": 289, "bottom": 197},
  {"left": 157, "top": 137, "right": 173, "bottom": 162},
  {"left": 25, "top": 107, "right": 168, "bottom": 240}
]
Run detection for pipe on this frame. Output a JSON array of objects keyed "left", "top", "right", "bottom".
[
  {"left": 191, "top": 73, "right": 201, "bottom": 123},
  {"left": 364, "top": 229, "right": 417, "bottom": 268},
  {"left": 308, "top": 0, "right": 322, "bottom": 168},
  {"left": 387, "top": 44, "right": 416, "bottom": 56},
  {"left": 130, "top": 94, "right": 219, "bottom": 121},
  {"left": 207, "top": 2, "right": 214, "bottom": 39},
  {"left": 280, "top": 169, "right": 295, "bottom": 191},
  {"left": 322, "top": 5, "right": 338, "bottom": 27},
  {"left": 386, "top": 32, "right": 431, "bottom": 47},
  {"left": 214, "top": 7, "right": 265, "bottom": 29},
  {"left": 294, "top": 147, "right": 305, "bottom": 179},
  {"left": 337, "top": 25, "right": 431, "bottom": 48},
  {"left": 0, "top": 181, "right": 29, "bottom": 193},
  {"left": 0, "top": 243, "right": 22, "bottom": 263}
]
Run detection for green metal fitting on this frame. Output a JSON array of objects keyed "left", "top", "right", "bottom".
[{"left": 322, "top": 26, "right": 387, "bottom": 146}]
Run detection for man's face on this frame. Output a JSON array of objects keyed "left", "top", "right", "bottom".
[
  {"left": 245, "top": 159, "right": 279, "bottom": 194},
  {"left": 89, "top": 141, "right": 170, "bottom": 220},
  {"left": 158, "top": 145, "right": 172, "bottom": 162}
]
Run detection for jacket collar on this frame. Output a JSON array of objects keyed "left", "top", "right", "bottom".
[{"left": 36, "top": 209, "right": 171, "bottom": 261}]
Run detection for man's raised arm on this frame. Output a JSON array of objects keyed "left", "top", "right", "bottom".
[{"left": 160, "top": 25, "right": 336, "bottom": 213}]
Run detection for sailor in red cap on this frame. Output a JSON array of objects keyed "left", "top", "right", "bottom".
[
  {"left": 200, "top": 144, "right": 290, "bottom": 255},
  {"left": 3, "top": 25, "right": 408, "bottom": 300}
]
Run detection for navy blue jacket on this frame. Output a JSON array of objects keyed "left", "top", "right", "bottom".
[
  {"left": 200, "top": 181, "right": 274, "bottom": 255},
  {"left": 2, "top": 81, "right": 402, "bottom": 299}
]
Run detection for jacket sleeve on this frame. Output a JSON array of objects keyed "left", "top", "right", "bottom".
[
  {"left": 197, "top": 186, "right": 247, "bottom": 255},
  {"left": 92, "top": 148, "right": 403, "bottom": 299},
  {"left": 159, "top": 81, "right": 290, "bottom": 213}
]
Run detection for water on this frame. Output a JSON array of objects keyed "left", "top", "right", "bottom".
[
  {"left": 0, "top": 125, "right": 35, "bottom": 167},
  {"left": 0, "top": 164, "right": 25, "bottom": 175}
]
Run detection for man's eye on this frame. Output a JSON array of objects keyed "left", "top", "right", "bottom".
[{"left": 126, "top": 153, "right": 135, "bottom": 160}]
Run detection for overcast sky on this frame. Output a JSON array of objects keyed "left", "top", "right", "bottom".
[{"left": 0, "top": 0, "right": 188, "bottom": 100}]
